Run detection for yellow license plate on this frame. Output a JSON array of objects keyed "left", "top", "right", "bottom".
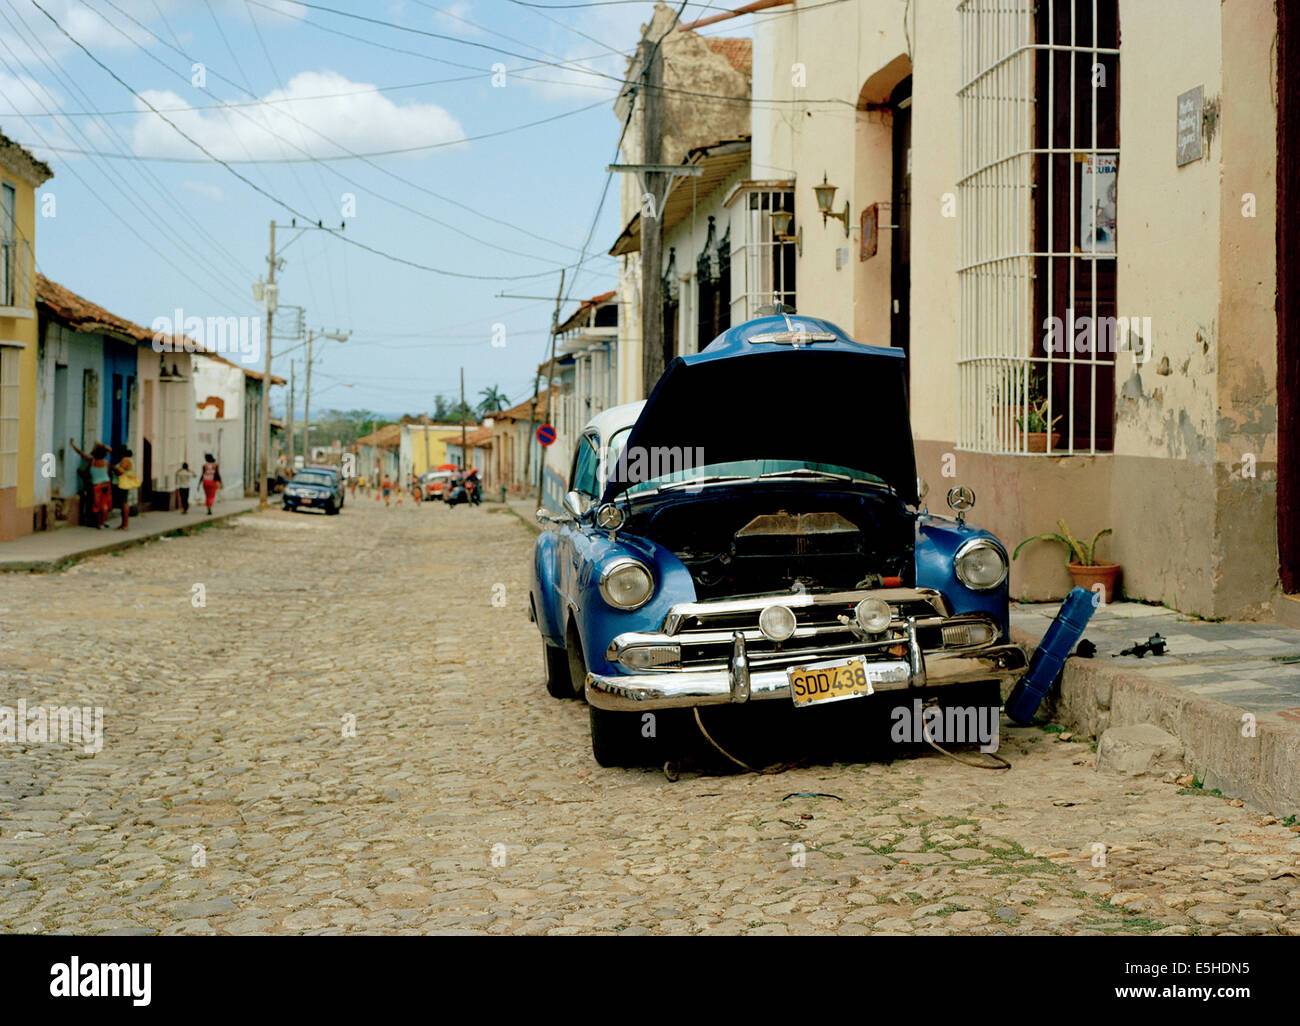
[{"left": 788, "top": 657, "right": 874, "bottom": 708}]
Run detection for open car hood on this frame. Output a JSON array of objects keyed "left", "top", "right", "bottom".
[{"left": 603, "top": 315, "right": 918, "bottom": 505}]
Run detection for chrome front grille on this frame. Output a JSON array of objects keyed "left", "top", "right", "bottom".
[{"left": 660, "top": 588, "right": 957, "bottom": 671}]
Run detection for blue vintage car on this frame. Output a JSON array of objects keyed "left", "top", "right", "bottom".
[{"left": 529, "top": 315, "right": 1028, "bottom": 766}]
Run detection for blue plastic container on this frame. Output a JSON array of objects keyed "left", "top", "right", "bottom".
[{"left": 1004, "top": 587, "right": 1097, "bottom": 725}]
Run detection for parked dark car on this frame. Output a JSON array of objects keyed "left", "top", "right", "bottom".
[
  {"left": 283, "top": 467, "right": 345, "bottom": 514},
  {"left": 529, "top": 315, "right": 1028, "bottom": 767}
]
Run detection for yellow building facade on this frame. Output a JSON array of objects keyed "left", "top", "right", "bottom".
[{"left": 0, "top": 133, "right": 53, "bottom": 541}]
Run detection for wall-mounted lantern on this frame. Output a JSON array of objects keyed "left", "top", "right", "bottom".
[{"left": 813, "top": 173, "right": 850, "bottom": 237}]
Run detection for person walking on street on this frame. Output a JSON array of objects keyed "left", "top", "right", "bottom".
[
  {"left": 176, "top": 462, "right": 194, "bottom": 514},
  {"left": 381, "top": 474, "right": 392, "bottom": 507},
  {"left": 201, "top": 453, "right": 222, "bottom": 515},
  {"left": 70, "top": 438, "right": 112, "bottom": 529}
]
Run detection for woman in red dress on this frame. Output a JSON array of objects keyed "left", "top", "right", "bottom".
[{"left": 200, "top": 453, "right": 222, "bottom": 514}]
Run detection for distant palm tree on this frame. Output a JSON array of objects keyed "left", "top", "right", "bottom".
[{"left": 477, "top": 385, "right": 509, "bottom": 417}]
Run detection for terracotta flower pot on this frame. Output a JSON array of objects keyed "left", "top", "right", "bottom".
[
  {"left": 1026, "top": 431, "right": 1062, "bottom": 453},
  {"left": 1068, "top": 561, "right": 1121, "bottom": 604}
]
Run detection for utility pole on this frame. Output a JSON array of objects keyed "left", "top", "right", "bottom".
[
  {"left": 287, "top": 361, "right": 295, "bottom": 469},
  {"left": 302, "top": 329, "right": 315, "bottom": 465},
  {"left": 421, "top": 412, "right": 430, "bottom": 475},
  {"left": 536, "top": 269, "right": 565, "bottom": 509},
  {"left": 258, "top": 220, "right": 276, "bottom": 508},
  {"left": 639, "top": 36, "right": 666, "bottom": 395},
  {"left": 459, "top": 367, "right": 467, "bottom": 469}
]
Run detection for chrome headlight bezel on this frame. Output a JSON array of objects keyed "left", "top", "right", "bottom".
[
  {"left": 758, "top": 604, "right": 797, "bottom": 642},
  {"left": 598, "top": 557, "right": 654, "bottom": 610},
  {"left": 954, "top": 538, "right": 1009, "bottom": 590},
  {"left": 854, "top": 597, "right": 893, "bottom": 633}
]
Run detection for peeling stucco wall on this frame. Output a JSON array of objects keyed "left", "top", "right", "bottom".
[{"left": 1211, "top": 0, "right": 1280, "bottom": 619}]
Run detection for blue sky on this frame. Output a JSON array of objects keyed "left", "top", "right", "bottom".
[{"left": 0, "top": 0, "right": 751, "bottom": 417}]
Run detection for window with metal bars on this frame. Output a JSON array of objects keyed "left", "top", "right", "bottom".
[
  {"left": 696, "top": 217, "right": 731, "bottom": 348},
  {"left": 727, "top": 187, "right": 796, "bottom": 325},
  {"left": 958, "top": 0, "right": 1119, "bottom": 454}
]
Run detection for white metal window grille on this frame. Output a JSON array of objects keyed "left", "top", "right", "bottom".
[
  {"left": 0, "top": 346, "right": 20, "bottom": 488},
  {"left": 958, "top": 0, "right": 1119, "bottom": 454},
  {"left": 726, "top": 185, "right": 796, "bottom": 324}
]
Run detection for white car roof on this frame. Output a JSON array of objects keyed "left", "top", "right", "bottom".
[
  {"left": 583, "top": 400, "right": 645, "bottom": 444},
  {"left": 582, "top": 401, "right": 645, "bottom": 494}
]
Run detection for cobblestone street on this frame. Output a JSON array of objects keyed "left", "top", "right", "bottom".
[{"left": 1, "top": 499, "right": 1298, "bottom": 936}]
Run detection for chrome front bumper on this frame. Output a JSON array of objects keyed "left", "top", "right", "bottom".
[{"left": 585, "top": 618, "right": 1028, "bottom": 713}]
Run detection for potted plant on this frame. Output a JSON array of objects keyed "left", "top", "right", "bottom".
[
  {"left": 1015, "top": 397, "right": 1062, "bottom": 453},
  {"left": 1013, "top": 518, "right": 1121, "bottom": 602}
]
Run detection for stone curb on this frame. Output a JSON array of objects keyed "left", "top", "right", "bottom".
[
  {"left": 1012, "top": 626, "right": 1300, "bottom": 817},
  {"left": 0, "top": 507, "right": 255, "bottom": 574}
]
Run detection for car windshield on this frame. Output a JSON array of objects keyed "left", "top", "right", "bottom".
[
  {"left": 624, "top": 458, "right": 886, "bottom": 496},
  {"left": 293, "top": 472, "right": 335, "bottom": 486}
]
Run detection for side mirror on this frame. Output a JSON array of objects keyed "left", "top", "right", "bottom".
[{"left": 563, "top": 490, "right": 593, "bottom": 520}]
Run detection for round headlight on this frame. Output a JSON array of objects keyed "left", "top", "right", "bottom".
[
  {"left": 595, "top": 503, "right": 626, "bottom": 531},
  {"left": 854, "top": 597, "right": 892, "bottom": 633},
  {"left": 758, "top": 604, "right": 797, "bottom": 642},
  {"left": 954, "top": 539, "right": 1009, "bottom": 590},
  {"left": 599, "top": 559, "right": 654, "bottom": 610}
]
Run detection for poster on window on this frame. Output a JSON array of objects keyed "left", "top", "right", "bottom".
[{"left": 1079, "top": 154, "right": 1117, "bottom": 253}]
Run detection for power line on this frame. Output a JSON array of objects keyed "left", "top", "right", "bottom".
[
  {"left": 22, "top": 98, "right": 612, "bottom": 163},
  {"left": 90, "top": 0, "right": 592, "bottom": 268},
  {"left": 0, "top": 2, "right": 253, "bottom": 306},
  {"left": 30, "top": 0, "right": 564, "bottom": 282}
]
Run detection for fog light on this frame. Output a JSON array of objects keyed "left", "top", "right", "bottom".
[
  {"left": 941, "top": 622, "right": 996, "bottom": 648},
  {"left": 617, "top": 644, "right": 680, "bottom": 669},
  {"left": 759, "top": 604, "right": 797, "bottom": 642},
  {"left": 854, "top": 597, "right": 892, "bottom": 633}
]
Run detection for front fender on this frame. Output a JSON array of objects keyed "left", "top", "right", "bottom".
[
  {"left": 916, "top": 515, "right": 1010, "bottom": 638},
  {"left": 570, "top": 530, "right": 697, "bottom": 677},
  {"left": 531, "top": 530, "right": 566, "bottom": 647}
]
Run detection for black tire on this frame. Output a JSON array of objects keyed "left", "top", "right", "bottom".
[
  {"left": 543, "top": 642, "right": 571, "bottom": 699},
  {"left": 325, "top": 501, "right": 339, "bottom": 515},
  {"left": 589, "top": 706, "right": 652, "bottom": 768}
]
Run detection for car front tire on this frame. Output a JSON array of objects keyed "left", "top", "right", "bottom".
[{"left": 325, "top": 501, "right": 339, "bottom": 515}]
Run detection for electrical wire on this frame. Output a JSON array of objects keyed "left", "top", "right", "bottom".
[
  {"left": 0, "top": 3, "right": 253, "bottom": 308},
  {"left": 99, "top": 0, "right": 604, "bottom": 266},
  {"left": 30, "top": 0, "right": 565, "bottom": 282}
]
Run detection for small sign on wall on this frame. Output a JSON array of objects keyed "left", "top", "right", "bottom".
[
  {"left": 1176, "top": 85, "right": 1204, "bottom": 166},
  {"left": 860, "top": 204, "right": 879, "bottom": 260}
]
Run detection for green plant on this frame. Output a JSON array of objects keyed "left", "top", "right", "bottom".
[
  {"left": 1013, "top": 518, "right": 1112, "bottom": 567},
  {"left": 1015, "top": 398, "right": 1062, "bottom": 434}
]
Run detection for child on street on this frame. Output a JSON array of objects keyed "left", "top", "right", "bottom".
[{"left": 176, "top": 462, "right": 194, "bottom": 513}]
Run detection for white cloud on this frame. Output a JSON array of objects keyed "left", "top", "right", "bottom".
[
  {"left": 129, "top": 70, "right": 466, "bottom": 161},
  {"left": 432, "top": 2, "right": 483, "bottom": 37},
  {"left": 182, "top": 179, "right": 224, "bottom": 201},
  {"left": 0, "top": 70, "right": 63, "bottom": 118},
  {"left": 512, "top": 3, "right": 648, "bottom": 103}
]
